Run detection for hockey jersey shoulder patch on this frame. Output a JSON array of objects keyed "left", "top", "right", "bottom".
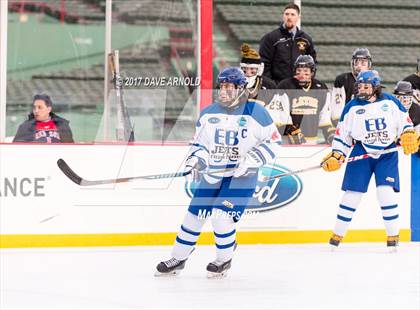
[
  {"left": 380, "top": 93, "right": 407, "bottom": 113},
  {"left": 340, "top": 98, "right": 370, "bottom": 121},
  {"left": 243, "top": 101, "right": 274, "bottom": 127}
]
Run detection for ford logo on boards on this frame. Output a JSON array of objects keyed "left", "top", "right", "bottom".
[{"left": 184, "top": 164, "right": 302, "bottom": 212}]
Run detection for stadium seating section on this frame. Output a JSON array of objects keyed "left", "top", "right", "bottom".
[
  {"left": 215, "top": 0, "right": 420, "bottom": 86},
  {"left": 6, "top": 0, "right": 420, "bottom": 141}
]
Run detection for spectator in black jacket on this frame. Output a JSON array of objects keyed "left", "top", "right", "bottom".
[
  {"left": 13, "top": 94, "right": 74, "bottom": 143},
  {"left": 259, "top": 2, "right": 316, "bottom": 86}
]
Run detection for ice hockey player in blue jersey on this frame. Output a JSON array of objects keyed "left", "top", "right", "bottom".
[
  {"left": 320, "top": 70, "right": 419, "bottom": 251},
  {"left": 155, "top": 67, "right": 281, "bottom": 278}
]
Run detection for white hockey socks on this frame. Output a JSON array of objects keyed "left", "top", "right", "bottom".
[
  {"left": 333, "top": 190, "right": 363, "bottom": 237},
  {"left": 171, "top": 211, "right": 206, "bottom": 261},
  {"left": 211, "top": 211, "right": 236, "bottom": 263},
  {"left": 376, "top": 185, "right": 399, "bottom": 237}
]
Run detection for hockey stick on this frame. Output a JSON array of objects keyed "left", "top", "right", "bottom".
[
  {"left": 57, "top": 159, "right": 234, "bottom": 186},
  {"left": 346, "top": 146, "right": 398, "bottom": 162},
  {"left": 262, "top": 146, "right": 399, "bottom": 182},
  {"left": 109, "top": 50, "right": 134, "bottom": 142}
]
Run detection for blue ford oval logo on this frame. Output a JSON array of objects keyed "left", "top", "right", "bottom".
[
  {"left": 184, "top": 164, "right": 302, "bottom": 212},
  {"left": 208, "top": 117, "right": 220, "bottom": 124},
  {"left": 356, "top": 108, "right": 365, "bottom": 114}
]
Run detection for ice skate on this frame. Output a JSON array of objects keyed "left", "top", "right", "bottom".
[
  {"left": 155, "top": 258, "right": 186, "bottom": 276},
  {"left": 329, "top": 233, "right": 343, "bottom": 251},
  {"left": 206, "top": 259, "right": 232, "bottom": 279},
  {"left": 387, "top": 235, "right": 399, "bottom": 253}
]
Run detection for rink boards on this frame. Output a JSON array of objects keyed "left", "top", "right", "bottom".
[{"left": 0, "top": 143, "right": 418, "bottom": 247}]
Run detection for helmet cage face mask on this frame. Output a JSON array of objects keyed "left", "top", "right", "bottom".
[
  {"left": 294, "top": 66, "right": 313, "bottom": 87},
  {"left": 395, "top": 94, "right": 413, "bottom": 110},
  {"left": 217, "top": 83, "right": 242, "bottom": 107},
  {"left": 240, "top": 63, "right": 263, "bottom": 88},
  {"left": 351, "top": 58, "right": 372, "bottom": 75},
  {"left": 351, "top": 48, "right": 372, "bottom": 75},
  {"left": 293, "top": 55, "right": 316, "bottom": 88},
  {"left": 355, "top": 70, "right": 380, "bottom": 101},
  {"left": 394, "top": 80, "right": 414, "bottom": 109},
  {"left": 216, "top": 67, "right": 247, "bottom": 108},
  {"left": 356, "top": 83, "right": 376, "bottom": 101}
]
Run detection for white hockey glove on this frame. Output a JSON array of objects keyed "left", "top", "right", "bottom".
[
  {"left": 184, "top": 155, "right": 207, "bottom": 181},
  {"left": 233, "top": 150, "right": 263, "bottom": 178}
]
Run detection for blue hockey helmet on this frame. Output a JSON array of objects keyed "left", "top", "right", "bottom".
[
  {"left": 355, "top": 70, "right": 381, "bottom": 100},
  {"left": 217, "top": 67, "right": 247, "bottom": 88},
  {"left": 217, "top": 67, "right": 247, "bottom": 108},
  {"left": 356, "top": 70, "right": 381, "bottom": 87}
]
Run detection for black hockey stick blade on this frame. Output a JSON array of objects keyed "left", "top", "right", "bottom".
[
  {"left": 57, "top": 158, "right": 191, "bottom": 186},
  {"left": 57, "top": 158, "right": 83, "bottom": 185}
]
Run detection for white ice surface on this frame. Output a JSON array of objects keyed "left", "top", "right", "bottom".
[{"left": 1, "top": 243, "right": 419, "bottom": 310}]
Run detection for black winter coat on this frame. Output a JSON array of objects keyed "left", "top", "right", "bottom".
[
  {"left": 259, "top": 24, "right": 316, "bottom": 86},
  {"left": 13, "top": 112, "right": 74, "bottom": 143}
]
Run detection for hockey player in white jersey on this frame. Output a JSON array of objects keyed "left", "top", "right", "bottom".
[
  {"left": 321, "top": 70, "right": 419, "bottom": 251},
  {"left": 156, "top": 67, "right": 281, "bottom": 277}
]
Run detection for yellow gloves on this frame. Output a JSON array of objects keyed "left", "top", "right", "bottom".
[
  {"left": 400, "top": 130, "right": 420, "bottom": 155},
  {"left": 321, "top": 151, "right": 345, "bottom": 172}
]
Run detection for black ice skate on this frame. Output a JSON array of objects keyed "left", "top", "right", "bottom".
[
  {"left": 155, "top": 258, "right": 186, "bottom": 276},
  {"left": 206, "top": 259, "right": 232, "bottom": 278},
  {"left": 387, "top": 235, "right": 399, "bottom": 253},
  {"left": 329, "top": 233, "right": 343, "bottom": 250}
]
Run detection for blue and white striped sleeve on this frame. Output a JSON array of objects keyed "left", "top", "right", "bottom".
[
  {"left": 187, "top": 116, "right": 209, "bottom": 162},
  {"left": 254, "top": 123, "right": 282, "bottom": 165}
]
